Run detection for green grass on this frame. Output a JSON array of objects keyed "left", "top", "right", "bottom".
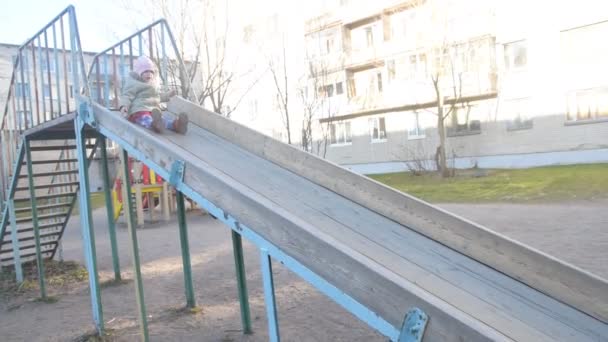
[
  {"left": 368, "top": 163, "right": 608, "bottom": 203},
  {"left": 0, "top": 260, "right": 88, "bottom": 299},
  {"left": 71, "top": 192, "right": 106, "bottom": 215}
]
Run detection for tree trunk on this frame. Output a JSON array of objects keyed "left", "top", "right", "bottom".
[{"left": 436, "top": 87, "right": 449, "bottom": 178}]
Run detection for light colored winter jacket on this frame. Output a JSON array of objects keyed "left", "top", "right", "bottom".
[{"left": 119, "top": 72, "right": 172, "bottom": 114}]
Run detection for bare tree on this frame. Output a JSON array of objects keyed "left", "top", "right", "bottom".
[
  {"left": 410, "top": 0, "right": 467, "bottom": 178},
  {"left": 298, "top": 58, "right": 335, "bottom": 157},
  {"left": 269, "top": 42, "right": 292, "bottom": 144},
  {"left": 299, "top": 15, "right": 346, "bottom": 157},
  {"left": 125, "top": 0, "right": 261, "bottom": 118},
  {"left": 430, "top": 43, "right": 464, "bottom": 177}
]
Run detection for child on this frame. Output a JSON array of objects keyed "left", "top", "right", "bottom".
[{"left": 119, "top": 56, "right": 188, "bottom": 134}]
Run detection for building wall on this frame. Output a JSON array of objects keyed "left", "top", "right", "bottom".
[{"left": 307, "top": 0, "right": 608, "bottom": 172}]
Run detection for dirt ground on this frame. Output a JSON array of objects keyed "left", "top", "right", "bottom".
[{"left": 0, "top": 200, "right": 606, "bottom": 341}]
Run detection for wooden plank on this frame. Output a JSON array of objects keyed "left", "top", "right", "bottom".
[
  {"left": 168, "top": 97, "right": 608, "bottom": 325},
  {"left": 164, "top": 121, "right": 607, "bottom": 341},
  {"left": 91, "top": 101, "right": 506, "bottom": 341}
]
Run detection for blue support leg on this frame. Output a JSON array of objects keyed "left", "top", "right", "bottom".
[
  {"left": 8, "top": 199, "right": 23, "bottom": 283},
  {"left": 232, "top": 231, "right": 252, "bottom": 334},
  {"left": 121, "top": 148, "right": 149, "bottom": 342},
  {"left": 74, "top": 117, "right": 104, "bottom": 334},
  {"left": 260, "top": 248, "right": 280, "bottom": 342}
]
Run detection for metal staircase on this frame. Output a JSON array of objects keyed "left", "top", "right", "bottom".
[
  {"left": 0, "top": 141, "right": 98, "bottom": 266},
  {"left": 0, "top": 6, "right": 93, "bottom": 269}
]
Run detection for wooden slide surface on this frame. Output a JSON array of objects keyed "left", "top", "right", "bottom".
[{"left": 87, "top": 97, "right": 607, "bottom": 341}]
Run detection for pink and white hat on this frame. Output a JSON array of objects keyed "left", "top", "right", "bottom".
[{"left": 133, "top": 56, "right": 155, "bottom": 76}]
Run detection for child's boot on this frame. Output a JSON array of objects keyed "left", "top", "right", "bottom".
[
  {"left": 151, "top": 108, "right": 165, "bottom": 133},
  {"left": 174, "top": 112, "right": 189, "bottom": 134}
]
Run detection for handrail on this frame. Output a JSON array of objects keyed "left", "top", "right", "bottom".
[
  {"left": 1, "top": 5, "right": 88, "bottom": 207},
  {"left": 86, "top": 19, "right": 199, "bottom": 108}
]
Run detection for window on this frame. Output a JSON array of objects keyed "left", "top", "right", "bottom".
[
  {"left": 504, "top": 98, "right": 533, "bottom": 130},
  {"left": 566, "top": 88, "right": 608, "bottom": 122},
  {"left": 326, "top": 84, "right": 334, "bottom": 97},
  {"left": 365, "top": 27, "right": 374, "bottom": 47},
  {"left": 347, "top": 78, "right": 356, "bottom": 97},
  {"left": 41, "top": 56, "right": 56, "bottom": 72},
  {"left": 11, "top": 55, "right": 29, "bottom": 69},
  {"left": 402, "top": 11, "right": 416, "bottom": 41},
  {"left": 243, "top": 25, "right": 254, "bottom": 44},
  {"left": 387, "top": 60, "right": 396, "bottom": 81},
  {"left": 330, "top": 121, "right": 352, "bottom": 145},
  {"left": 504, "top": 40, "right": 527, "bottom": 70},
  {"left": 369, "top": 117, "right": 387, "bottom": 142},
  {"left": 43, "top": 84, "right": 51, "bottom": 98},
  {"left": 323, "top": 36, "right": 334, "bottom": 55},
  {"left": 377, "top": 72, "right": 383, "bottom": 92},
  {"left": 408, "top": 112, "right": 425, "bottom": 139},
  {"left": 561, "top": 21, "right": 608, "bottom": 71},
  {"left": 447, "top": 105, "right": 481, "bottom": 136},
  {"left": 405, "top": 53, "right": 427, "bottom": 79},
  {"left": 16, "top": 110, "right": 31, "bottom": 130},
  {"left": 69, "top": 85, "right": 74, "bottom": 98},
  {"left": 319, "top": 84, "right": 335, "bottom": 97},
  {"left": 336, "top": 82, "right": 344, "bottom": 95},
  {"left": 15, "top": 82, "right": 30, "bottom": 98}
]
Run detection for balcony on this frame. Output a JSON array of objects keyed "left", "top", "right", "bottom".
[
  {"left": 338, "top": 70, "right": 497, "bottom": 116},
  {"left": 344, "top": 46, "right": 386, "bottom": 70}
]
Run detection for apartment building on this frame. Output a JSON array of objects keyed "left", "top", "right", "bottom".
[{"left": 304, "top": 0, "right": 608, "bottom": 173}]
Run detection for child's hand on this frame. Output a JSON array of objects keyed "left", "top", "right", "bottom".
[{"left": 120, "top": 106, "right": 128, "bottom": 117}]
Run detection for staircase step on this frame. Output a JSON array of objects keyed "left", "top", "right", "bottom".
[
  {"left": 14, "top": 193, "right": 75, "bottom": 202},
  {"left": 29, "top": 144, "right": 96, "bottom": 151},
  {"left": 0, "top": 232, "right": 60, "bottom": 246},
  {"left": 16, "top": 181, "right": 80, "bottom": 192},
  {"left": 18, "top": 170, "right": 79, "bottom": 178},
  {"left": 15, "top": 202, "right": 71, "bottom": 213},
  {"left": 22, "top": 159, "right": 78, "bottom": 165},
  {"left": 2, "top": 222, "right": 64, "bottom": 236},
  {"left": 0, "top": 240, "right": 58, "bottom": 254},
  {"left": 16, "top": 212, "right": 68, "bottom": 224},
  {"left": 1, "top": 250, "right": 53, "bottom": 262}
]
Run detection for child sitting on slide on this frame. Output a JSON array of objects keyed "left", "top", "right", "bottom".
[{"left": 119, "top": 56, "right": 188, "bottom": 134}]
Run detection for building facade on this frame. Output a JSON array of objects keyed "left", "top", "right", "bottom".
[{"left": 304, "top": 0, "right": 608, "bottom": 173}]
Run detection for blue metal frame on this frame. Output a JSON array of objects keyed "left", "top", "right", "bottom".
[
  {"left": 261, "top": 248, "right": 280, "bottom": 342},
  {"left": 99, "top": 136, "right": 121, "bottom": 281},
  {"left": 398, "top": 308, "right": 428, "bottom": 342},
  {"left": 169, "top": 160, "right": 185, "bottom": 186},
  {"left": 232, "top": 231, "right": 252, "bottom": 334},
  {"left": 24, "top": 139, "right": 46, "bottom": 299},
  {"left": 95, "top": 124, "right": 401, "bottom": 340},
  {"left": 74, "top": 116, "right": 104, "bottom": 333},
  {"left": 175, "top": 191, "right": 195, "bottom": 308},
  {"left": 0, "top": 143, "right": 24, "bottom": 241},
  {"left": 8, "top": 199, "right": 23, "bottom": 283},
  {"left": 120, "top": 148, "right": 149, "bottom": 341}
]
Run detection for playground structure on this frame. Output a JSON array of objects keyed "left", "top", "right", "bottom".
[
  {"left": 113, "top": 157, "right": 173, "bottom": 226},
  {"left": 0, "top": 6, "right": 607, "bottom": 342}
]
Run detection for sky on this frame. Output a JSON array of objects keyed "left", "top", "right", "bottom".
[
  {"left": 0, "top": 0, "right": 177, "bottom": 52},
  {"left": 0, "top": 0, "right": 329, "bottom": 52}
]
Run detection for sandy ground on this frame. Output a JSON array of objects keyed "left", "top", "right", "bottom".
[{"left": 0, "top": 200, "right": 606, "bottom": 341}]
